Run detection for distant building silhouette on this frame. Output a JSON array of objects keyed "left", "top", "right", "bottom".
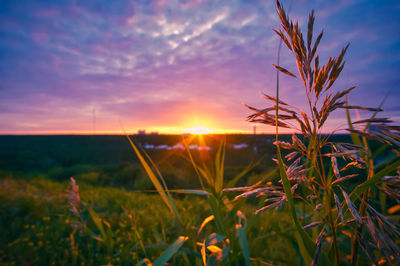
[{"left": 138, "top": 129, "right": 146, "bottom": 135}]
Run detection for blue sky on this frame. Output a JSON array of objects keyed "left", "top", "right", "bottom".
[{"left": 0, "top": 0, "right": 399, "bottom": 134}]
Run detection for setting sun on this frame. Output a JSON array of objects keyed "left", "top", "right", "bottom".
[{"left": 185, "top": 126, "right": 213, "bottom": 135}]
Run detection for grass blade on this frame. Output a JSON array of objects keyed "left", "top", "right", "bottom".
[
  {"left": 88, "top": 205, "right": 106, "bottom": 241},
  {"left": 166, "top": 189, "right": 210, "bottom": 196},
  {"left": 208, "top": 195, "right": 226, "bottom": 236},
  {"left": 152, "top": 236, "right": 188, "bottom": 266},
  {"left": 198, "top": 215, "right": 215, "bottom": 236},
  {"left": 351, "top": 159, "right": 400, "bottom": 201},
  {"left": 215, "top": 138, "right": 226, "bottom": 193},
  {"left": 125, "top": 135, "right": 181, "bottom": 223},
  {"left": 345, "top": 96, "right": 362, "bottom": 147},
  {"left": 227, "top": 160, "right": 260, "bottom": 188}
]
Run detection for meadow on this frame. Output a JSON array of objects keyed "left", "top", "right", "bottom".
[
  {"left": 0, "top": 133, "right": 396, "bottom": 265},
  {"left": 0, "top": 134, "right": 279, "bottom": 189},
  {"left": 0, "top": 134, "right": 295, "bottom": 265}
]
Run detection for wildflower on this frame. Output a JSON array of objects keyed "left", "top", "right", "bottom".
[{"left": 66, "top": 177, "right": 80, "bottom": 217}]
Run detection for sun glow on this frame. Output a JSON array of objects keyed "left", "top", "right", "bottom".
[{"left": 185, "top": 126, "right": 212, "bottom": 135}]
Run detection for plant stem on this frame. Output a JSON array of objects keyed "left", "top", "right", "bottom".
[
  {"left": 327, "top": 190, "right": 340, "bottom": 266},
  {"left": 351, "top": 135, "right": 374, "bottom": 266},
  {"left": 317, "top": 143, "right": 340, "bottom": 265}
]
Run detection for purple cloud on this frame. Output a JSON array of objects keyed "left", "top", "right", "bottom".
[{"left": 0, "top": 0, "right": 399, "bottom": 134}]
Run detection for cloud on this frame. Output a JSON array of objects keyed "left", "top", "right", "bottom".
[{"left": 0, "top": 0, "right": 399, "bottom": 133}]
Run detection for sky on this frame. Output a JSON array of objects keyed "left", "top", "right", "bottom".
[{"left": 0, "top": 0, "right": 399, "bottom": 134}]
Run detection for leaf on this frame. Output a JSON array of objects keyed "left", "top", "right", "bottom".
[
  {"left": 198, "top": 215, "right": 215, "bottom": 236},
  {"left": 201, "top": 233, "right": 228, "bottom": 265},
  {"left": 272, "top": 64, "right": 297, "bottom": 78},
  {"left": 236, "top": 211, "right": 251, "bottom": 266},
  {"left": 215, "top": 138, "right": 226, "bottom": 193},
  {"left": 345, "top": 96, "right": 363, "bottom": 147},
  {"left": 276, "top": 138, "right": 314, "bottom": 262},
  {"left": 167, "top": 189, "right": 210, "bottom": 196},
  {"left": 152, "top": 236, "right": 188, "bottom": 266},
  {"left": 351, "top": 159, "right": 400, "bottom": 201},
  {"left": 207, "top": 245, "right": 222, "bottom": 253},
  {"left": 198, "top": 166, "right": 213, "bottom": 188},
  {"left": 88, "top": 205, "right": 106, "bottom": 242},
  {"left": 352, "top": 117, "right": 392, "bottom": 124},
  {"left": 340, "top": 105, "right": 383, "bottom": 112},
  {"left": 208, "top": 196, "right": 226, "bottom": 236},
  {"left": 226, "top": 160, "right": 259, "bottom": 188},
  {"left": 126, "top": 135, "right": 181, "bottom": 223}
]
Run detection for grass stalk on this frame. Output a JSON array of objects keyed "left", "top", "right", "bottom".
[{"left": 275, "top": 29, "right": 314, "bottom": 263}]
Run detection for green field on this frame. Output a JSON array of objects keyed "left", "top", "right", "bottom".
[
  {"left": 0, "top": 134, "right": 280, "bottom": 189},
  {"left": 0, "top": 134, "right": 291, "bottom": 265},
  {"left": 1, "top": 134, "right": 396, "bottom": 265}
]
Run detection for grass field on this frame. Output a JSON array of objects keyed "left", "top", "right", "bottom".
[
  {"left": 0, "top": 134, "right": 280, "bottom": 189},
  {"left": 0, "top": 134, "right": 396, "bottom": 265},
  {"left": 0, "top": 160, "right": 296, "bottom": 265}
]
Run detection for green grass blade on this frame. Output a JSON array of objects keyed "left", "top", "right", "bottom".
[
  {"left": 139, "top": 145, "right": 183, "bottom": 218},
  {"left": 351, "top": 158, "right": 400, "bottom": 201},
  {"left": 363, "top": 88, "right": 390, "bottom": 132},
  {"left": 345, "top": 96, "right": 362, "bottom": 147},
  {"left": 182, "top": 137, "right": 206, "bottom": 189},
  {"left": 215, "top": 138, "right": 226, "bottom": 193},
  {"left": 166, "top": 189, "right": 210, "bottom": 195},
  {"left": 198, "top": 166, "right": 213, "bottom": 188},
  {"left": 208, "top": 195, "right": 226, "bottom": 236},
  {"left": 226, "top": 160, "right": 259, "bottom": 188},
  {"left": 125, "top": 135, "right": 181, "bottom": 222},
  {"left": 277, "top": 148, "right": 314, "bottom": 261},
  {"left": 372, "top": 144, "right": 389, "bottom": 158},
  {"left": 152, "top": 236, "right": 188, "bottom": 266},
  {"left": 88, "top": 205, "right": 106, "bottom": 241}
]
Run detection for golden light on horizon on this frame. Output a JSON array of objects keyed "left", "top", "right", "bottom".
[{"left": 185, "top": 126, "right": 213, "bottom": 135}]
